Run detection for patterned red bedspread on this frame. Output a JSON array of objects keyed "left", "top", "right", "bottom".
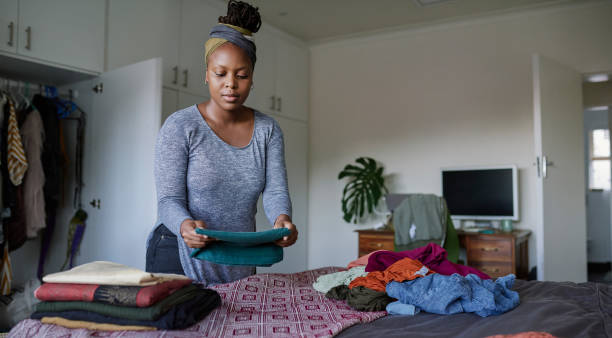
[{"left": 9, "top": 267, "right": 387, "bottom": 337}]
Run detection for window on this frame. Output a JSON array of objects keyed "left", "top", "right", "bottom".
[{"left": 589, "top": 129, "right": 611, "bottom": 190}]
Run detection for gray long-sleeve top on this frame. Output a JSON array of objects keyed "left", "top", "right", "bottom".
[{"left": 148, "top": 105, "right": 292, "bottom": 285}]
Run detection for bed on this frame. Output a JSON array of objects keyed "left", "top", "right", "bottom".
[{"left": 8, "top": 267, "right": 612, "bottom": 337}]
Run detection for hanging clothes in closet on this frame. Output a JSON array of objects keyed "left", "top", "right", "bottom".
[{"left": 0, "top": 80, "right": 76, "bottom": 286}]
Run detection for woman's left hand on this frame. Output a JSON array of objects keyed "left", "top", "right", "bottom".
[{"left": 273, "top": 215, "right": 298, "bottom": 247}]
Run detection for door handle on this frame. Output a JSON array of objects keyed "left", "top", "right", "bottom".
[
  {"left": 25, "top": 26, "right": 32, "bottom": 50},
  {"left": 182, "top": 69, "right": 188, "bottom": 87},
  {"left": 542, "top": 155, "right": 554, "bottom": 178},
  {"left": 172, "top": 66, "right": 178, "bottom": 85},
  {"left": 7, "top": 22, "right": 14, "bottom": 47},
  {"left": 277, "top": 97, "right": 282, "bottom": 112},
  {"left": 270, "top": 96, "right": 276, "bottom": 111}
]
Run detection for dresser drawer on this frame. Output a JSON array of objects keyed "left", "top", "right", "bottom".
[
  {"left": 466, "top": 238, "right": 512, "bottom": 263},
  {"left": 468, "top": 262, "right": 513, "bottom": 278},
  {"left": 359, "top": 236, "right": 394, "bottom": 254}
]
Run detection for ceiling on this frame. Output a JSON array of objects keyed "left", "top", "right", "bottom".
[{"left": 242, "top": 0, "right": 599, "bottom": 43}]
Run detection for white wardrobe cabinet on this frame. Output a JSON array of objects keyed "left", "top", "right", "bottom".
[
  {"left": 256, "top": 115, "right": 308, "bottom": 274},
  {"left": 107, "top": 0, "right": 181, "bottom": 88},
  {"left": 0, "top": 0, "right": 18, "bottom": 54},
  {"left": 245, "top": 25, "right": 277, "bottom": 116},
  {"left": 179, "top": 0, "right": 220, "bottom": 96},
  {"left": 162, "top": 87, "right": 209, "bottom": 124},
  {"left": 246, "top": 29, "right": 309, "bottom": 122},
  {"left": 1, "top": 0, "right": 105, "bottom": 73}
]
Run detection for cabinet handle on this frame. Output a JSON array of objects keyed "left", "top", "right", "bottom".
[
  {"left": 182, "top": 69, "right": 188, "bottom": 87},
  {"left": 277, "top": 97, "right": 282, "bottom": 112},
  {"left": 7, "top": 22, "right": 14, "bottom": 47},
  {"left": 480, "top": 247, "right": 499, "bottom": 252},
  {"left": 25, "top": 26, "right": 32, "bottom": 50},
  {"left": 270, "top": 96, "right": 276, "bottom": 110},
  {"left": 172, "top": 66, "right": 178, "bottom": 85}
]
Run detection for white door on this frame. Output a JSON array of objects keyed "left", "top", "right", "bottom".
[
  {"left": 18, "top": 0, "right": 105, "bottom": 72},
  {"left": 76, "top": 58, "right": 162, "bottom": 270},
  {"left": 257, "top": 116, "right": 308, "bottom": 273},
  {"left": 162, "top": 87, "right": 179, "bottom": 124},
  {"left": 178, "top": 90, "right": 209, "bottom": 111},
  {"left": 107, "top": 0, "right": 180, "bottom": 88},
  {"left": 275, "top": 37, "right": 309, "bottom": 122},
  {"left": 245, "top": 25, "right": 277, "bottom": 115},
  {"left": 179, "top": 0, "right": 218, "bottom": 96},
  {"left": 0, "top": 0, "right": 18, "bottom": 54},
  {"left": 533, "top": 54, "right": 587, "bottom": 282}
]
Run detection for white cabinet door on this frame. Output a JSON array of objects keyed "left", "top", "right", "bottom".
[
  {"left": 258, "top": 117, "right": 308, "bottom": 274},
  {"left": 76, "top": 58, "right": 162, "bottom": 269},
  {"left": 178, "top": 90, "right": 209, "bottom": 111},
  {"left": 162, "top": 87, "right": 179, "bottom": 124},
  {"left": 179, "top": 0, "right": 218, "bottom": 96},
  {"left": 275, "top": 38, "right": 308, "bottom": 122},
  {"left": 245, "top": 25, "right": 277, "bottom": 115},
  {"left": 18, "top": 0, "right": 105, "bottom": 72},
  {"left": 107, "top": 0, "right": 180, "bottom": 88},
  {"left": 0, "top": 0, "right": 18, "bottom": 54}
]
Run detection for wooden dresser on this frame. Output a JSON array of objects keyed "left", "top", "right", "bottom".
[
  {"left": 458, "top": 229, "right": 531, "bottom": 279},
  {"left": 355, "top": 228, "right": 531, "bottom": 279}
]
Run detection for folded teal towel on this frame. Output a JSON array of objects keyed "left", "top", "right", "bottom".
[{"left": 190, "top": 228, "right": 291, "bottom": 267}]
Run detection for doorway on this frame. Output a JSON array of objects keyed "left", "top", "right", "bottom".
[{"left": 583, "top": 76, "right": 612, "bottom": 283}]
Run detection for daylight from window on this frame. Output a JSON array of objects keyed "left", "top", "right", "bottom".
[{"left": 590, "top": 129, "right": 611, "bottom": 190}]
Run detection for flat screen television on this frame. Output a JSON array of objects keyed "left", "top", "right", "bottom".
[{"left": 441, "top": 165, "right": 519, "bottom": 221}]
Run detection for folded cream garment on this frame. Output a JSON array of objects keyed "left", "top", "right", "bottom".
[{"left": 42, "top": 261, "right": 191, "bottom": 286}]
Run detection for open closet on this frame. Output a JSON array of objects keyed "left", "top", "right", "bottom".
[{"left": 1, "top": 58, "right": 163, "bottom": 293}]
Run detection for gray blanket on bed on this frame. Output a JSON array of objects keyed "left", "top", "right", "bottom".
[{"left": 338, "top": 279, "right": 612, "bottom": 338}]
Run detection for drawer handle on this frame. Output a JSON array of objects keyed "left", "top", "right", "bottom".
[
  {"left": 482, "top": 268, "right": 500, "bottom": 273},
  {"left": 369, "top": 243, "right": 384, "bottom": 248},
  {"left": 25, "top": 26, "right": 32, "bottom": 50},
  {"left": 481, "top": 247, "right": 499, "bottom": 252}
]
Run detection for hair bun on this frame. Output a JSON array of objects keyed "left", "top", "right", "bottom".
[{"left": 218, "top": 0, "right": 262, "bottom": 34}]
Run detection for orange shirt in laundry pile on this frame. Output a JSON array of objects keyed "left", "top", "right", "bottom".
[{"left": 348, "top": 257, "right": 435, "bottom": 292}]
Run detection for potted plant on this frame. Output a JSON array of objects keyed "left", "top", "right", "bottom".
[{"left": 338, "top": 157, "right": 388, "bottom": 223}]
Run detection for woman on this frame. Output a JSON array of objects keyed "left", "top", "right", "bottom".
[{"left": 146, "top": 0, "right": 298, "bottom": 285}]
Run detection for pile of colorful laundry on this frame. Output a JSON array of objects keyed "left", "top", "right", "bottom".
[
  {"left": 30, "top": 261, "right": 221, "bottom": 331},
  {"left": 313, "top": 243, "right": 519, "bottom": 317}
]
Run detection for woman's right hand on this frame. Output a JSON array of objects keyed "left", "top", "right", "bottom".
[{"left": 180, "top": 219, "right": 216, "bottom": 248}]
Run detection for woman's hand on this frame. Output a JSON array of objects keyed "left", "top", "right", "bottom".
[
  {"left": 273, "top": 214, "right": 298, "bottom": 247},
  {"left": 180, "top": 219, "right": 216, "bottom": 248}
]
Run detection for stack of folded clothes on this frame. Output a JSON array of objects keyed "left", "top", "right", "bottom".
[{"left": 30, "top": 261, "right": 221, "bottom": 331}]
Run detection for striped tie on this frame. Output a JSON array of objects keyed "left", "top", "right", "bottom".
[{"left": 7, "top": 99, "right": 28, "bottom": 186}]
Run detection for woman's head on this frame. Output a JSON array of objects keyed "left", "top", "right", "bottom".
[{"left": 204, "top": 0, "right": 261, "bottom": 111}]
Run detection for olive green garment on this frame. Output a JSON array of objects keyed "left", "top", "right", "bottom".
[{"left": 326, "top": 285, "right": 394, "bottom": 312}]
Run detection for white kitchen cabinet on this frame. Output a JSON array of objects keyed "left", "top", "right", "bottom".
[
  {"left": 16, "top": 0, "right": 105, "bottom": 73},
  {"left": 178, "top": 0, "right": 219, "bottom": 96},
  {"left": 0, "top": 0, "right": 18, "bottom": 54},
  {"left": 107, "top": 0, "right": 180, "bottom": 88}
]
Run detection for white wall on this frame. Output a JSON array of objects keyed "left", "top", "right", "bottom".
[
  {"left": 307, "top": 2, "right": 612, "bottom": 271},
  {"left": 584, "top": 108, "right": 611, "bottom": 263}
]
